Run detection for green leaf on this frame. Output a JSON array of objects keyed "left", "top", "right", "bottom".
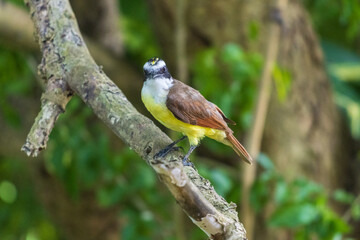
[
  {"left": 269, "top": 203, "right": 319, "bottom": 228},
  {"left": 329, "top": 63, "right": 360, "bottom": 82},
  {"left": 247, "top": 21, "right": 260, "bottom": 41},
  {"left": 333, "top": 189, "right": 355, "bottom": 204},
  {"left": 37, "top": 221, "right": 57, "bottom": 240},
  {"left": 250, "top": 178, "right": 270, "bottom": 212},
  {"left": 209, "top": 169, "right": 232, "bottom": 196},
  {"left": 257, "top": 153, "right": 275, "bottom": 171},
  {"left": 332, "top": 85, "right": 360, "bottom": 139},
  {"left": 97, "top": 185, "right": 125, "bottom": 207},
  {"left": 322, "top": 41, "right": 360, "bottom": 63},
  {"left": 274, "top": 180, "right": 288, "bottom": 205},
  {"left": 293, "top": 178, "right": 323, "bottom": 202},
  {"left": 221, "top": 43, "right": 244, "bottom": 63},
  {"left": 0, "top": 181, "right": 17, "bottom": 204},
  {"left": 351, "top": 202, "right": 360, "bottom": 220},
  {"left": 272, "top": 64, "right": 292, "bottom": 102}
]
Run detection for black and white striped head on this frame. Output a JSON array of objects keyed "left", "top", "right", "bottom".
[{"left": 143, "top": 57, "right": 171, "bottom": 80}]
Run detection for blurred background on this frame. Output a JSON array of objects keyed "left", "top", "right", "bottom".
[{"left": 0, "top": 0, "right": 360, "bottom": 239}]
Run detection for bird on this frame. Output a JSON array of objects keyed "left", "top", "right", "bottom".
[{"left": 141, "top": 57, "right": 252, "bottom": 165}]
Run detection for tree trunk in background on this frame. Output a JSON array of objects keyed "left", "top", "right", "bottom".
[
  {"left": 69, "top": 0, "right": 123, "bottom": 56},
  {"left": 256, "top": 1, "right": 356, "bottom": 239},
  {"left": 147, "top": 0, "right": 357, "bottom": 239},
  {"left": 262, "top": 1, "right": 354, "bottom": 189},
  {"left": 1, "top": 0, "right": 357, "bottom": 239}
]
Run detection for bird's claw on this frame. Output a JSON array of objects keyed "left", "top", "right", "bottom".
[
  {"left": 154, "top": 146, "right": 183, "bottom": 159},
  {"left": 175, "top": 146, "right": 184, "bottom": 151},
  {"left": 182, "top": 157, "right": 195, "bottom": 168}
]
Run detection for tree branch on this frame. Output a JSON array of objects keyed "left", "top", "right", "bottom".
[
  {"left": 23, "top": 0, "right": 247, "bottom": 238},
  {"left": 21, "top": 0, "right": 73, "bottom": 156}
]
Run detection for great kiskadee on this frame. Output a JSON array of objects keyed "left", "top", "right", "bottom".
[{"left": 142, "top": 57, "right": 252, "bottom": 165}]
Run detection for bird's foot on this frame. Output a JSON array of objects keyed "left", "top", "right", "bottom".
[
  {"left": 182, "top": 157, "right": 195, "bottom": 168},
  {"left": 154, "top": 146, "right": 183, "bottom": 159},
  {"left": 154, "top": 136, "right": 187, "bottom": 159}
]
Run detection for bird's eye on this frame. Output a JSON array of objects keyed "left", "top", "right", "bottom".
[{"left": 160, "top": 67, "right": 166, "bottom": 73}]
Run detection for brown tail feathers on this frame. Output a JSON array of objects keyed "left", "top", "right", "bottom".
[{"left": 225, "top": 131, "right": 253, "bottom": 164}]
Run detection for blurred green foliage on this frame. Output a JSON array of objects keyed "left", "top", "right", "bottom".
[
  {"left": 303, "top": 0, "right": 360, "bottom": 46},
  {"left": 0, "top": 45, "right": 35, "bottom": 127},
  {"left": 303, "top": 0, "right": 360, "bottom": 139},
  {"left": 322, "top": 41, "right": 360, "bottom": 139},
  {"left": 119, "top": 0, "right": 160, "bottom": 65},
  {"left": 272, "top": 64, "right": 292, "bottom": 102},
  {"left": 192, "top": 44, "right": 262, "bottom": 157},
  {"left": 193, "top": 43, "right": 262, "bottom": 130},
  {"left": 251, "top": 154, "right": 352, "bottom": 239},
  {"left": 0, "top": 43, "right": 58, "bottom": 239},
  {"left": 0, "top": 157, "right": 59, "bottom": 240},
  {"left": 0, "top": 0, "right": 360, "bottom": 239}
]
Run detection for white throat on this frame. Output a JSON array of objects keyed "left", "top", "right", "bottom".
[{"left": 141, "top": 77, "right": 174, "bottom": 105}]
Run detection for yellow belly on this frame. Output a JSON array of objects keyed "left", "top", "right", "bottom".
[{"left": 142, "top": 95, "right": 226, "bottom": 146}]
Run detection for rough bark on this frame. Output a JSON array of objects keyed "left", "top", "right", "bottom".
[
  {"left": 0, "top": 3, "right": 139, "bottom": 239},
  {"left": 23, "top": 0, "right": 247, "bottom": 239}
]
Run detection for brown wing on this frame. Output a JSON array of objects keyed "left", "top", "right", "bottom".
[{"left": 166, "top": 80, "right": 234, "bottom": 130}]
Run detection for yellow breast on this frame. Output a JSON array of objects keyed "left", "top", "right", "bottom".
[{"left": 141, "top": 94, "right": 226, "bottom": 146}]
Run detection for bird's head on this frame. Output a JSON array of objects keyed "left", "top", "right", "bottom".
[{"left": 143, "top": 57, "right": 171, "bottom": 80}]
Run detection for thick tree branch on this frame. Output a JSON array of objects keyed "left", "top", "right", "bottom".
[
  {"left": 23, "top": 0, "right": 247, "bottom": 239},
  {"left": 2, "top": 0, "right": 139, "bottom": 156},
  {"left": 21, "top": 0, "right": 73, "bottom": 156}
]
